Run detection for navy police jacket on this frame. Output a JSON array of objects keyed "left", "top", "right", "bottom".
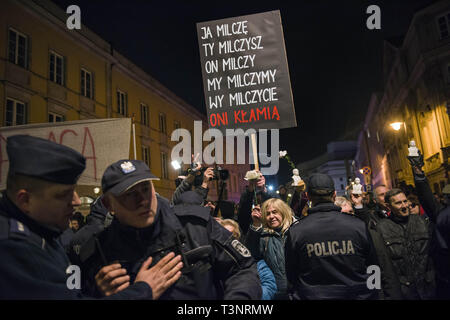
[
  {"left": 285, "top": 202, "right": 379, "bottom": 300},
  {"left": 79, "top": 195, "right": 261, "bottom": 299},
  {"left": 67, "top": 196, "right": 110, "bottom": 264},
  {"left": 434, "top": 205, "right": 450, "bottom": 299},
  {"left": 0, "top": 194, "right": 151, "bottom": 299}
]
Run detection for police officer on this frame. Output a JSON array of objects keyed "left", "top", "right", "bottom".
[
  {"left": 66, "top": 195, "right": 112, "bottom": 263},
  {"left": 434, "top": 185, "right": 450, "bottom": 299},
  {"left": 285, "top": 173, "right": 379, "bottom": 299},
  {"left": 0, "top": 135, "right": 181, "bottom": 299},
  {"left": 79, "top": 159, "right": 262, "bottom": 299}
]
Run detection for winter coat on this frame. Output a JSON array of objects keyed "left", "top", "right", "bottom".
[
  {"left": 257, "top": 259, "right": 277, "bottom": 300},
  {"left": 245, "top": 219, "right": 296, "bottom": 300},
  {"left": 375, "top": 213, "right": 436, "bottom": 299}
]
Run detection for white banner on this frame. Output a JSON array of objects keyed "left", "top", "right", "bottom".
[{"left": 0, "top": 118, "right": 132, "bottom": 190}]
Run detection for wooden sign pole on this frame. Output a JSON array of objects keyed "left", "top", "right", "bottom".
[{"left": 251, "top": 133, "right": 259, "bottom": 171}]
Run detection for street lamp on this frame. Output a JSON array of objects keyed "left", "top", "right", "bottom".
[
  {"left": 390, "top": 122, "right": 403, "bottom": 131},
  {"left": 171, "top": 160, "right": 181, "bottom": 170}
]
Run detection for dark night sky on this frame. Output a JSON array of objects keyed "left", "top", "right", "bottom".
[{"left": 50, "top": 0, "right": 436, "bottom": 183}]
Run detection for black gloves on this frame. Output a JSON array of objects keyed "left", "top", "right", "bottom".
[{"left": 407, "top": 151, "right": 425, "bottom": 177}]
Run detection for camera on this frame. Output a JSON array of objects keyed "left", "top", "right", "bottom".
[{"left": 193, "top": 166, "right": 229, "bottom": 186}]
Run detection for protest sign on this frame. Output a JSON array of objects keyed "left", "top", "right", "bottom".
[
  {"left": 0, "top": 118, "right": 131, "bottom": 190},
  {"left": 197, "top": 10, "right": 297, "bottom": 134}
]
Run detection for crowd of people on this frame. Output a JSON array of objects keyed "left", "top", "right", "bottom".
[{"left": 0, "top": 134, "right": 449, "bottom": 300}]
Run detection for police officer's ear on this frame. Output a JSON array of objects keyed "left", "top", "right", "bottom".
[
  {"left": 331, "top": 191, "right": 337, "bottom": 202},
  {"left": 13, "top": 189, "right": 32, "bottom": 213},
  {"left": 102, "top": 194, "right": 113, "bottom": 212}
]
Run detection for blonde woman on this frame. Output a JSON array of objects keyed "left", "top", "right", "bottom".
[
  {"left": 245, "top": 198, "right": 297, "bottom": 300},
  {"left": 218, "top": 218, "right": 242, "bottom": 240},
  {"left": 334, "top": 196, "right": 354, "bottom": 215}
]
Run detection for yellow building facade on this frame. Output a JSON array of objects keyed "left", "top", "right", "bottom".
[
  {"left": 0, "top": 0, "right": 249, "bottom": 202},
  {"left": 357, "top": 0, "right": 450, "bottom": 193}
]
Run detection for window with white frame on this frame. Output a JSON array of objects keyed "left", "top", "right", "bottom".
[
  {"left": 159, "top": 113, "right": 167, "bottom": 134},
  {"left": 48, "top": 112, "right": 64, "bottom": 123},
  {"left": 437, "top": 13, "right": 450, "bottom": 39},
  {"left": 142, "top": 145, "right": 150, "bottom": 167},
  {"left": 141, "top": 103, "right": 149, "bottom": 126},
  {"left": 161, "top": 152, "right": 168, "bottom": 179},
  {"left": 81, "top": 69, "right": 93, "bottom": 98},
  {"left": 49, "top": 51, "right": 65, "bottom": 85},
  {"left": 5, "top": 98, "right": 27, "bottom": 126},
  {"left": 117, "top": 90, "right": 127, "bottom": 116},
  {"left": 8, "top": 28, "right": 28, "bottom": 68}
]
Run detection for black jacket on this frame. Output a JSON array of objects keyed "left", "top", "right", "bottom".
[
  {"left": 79, "top": 195, "right": 261, "bottom": 300},
  {"left": 354, "top": 206, "right": 401, "bottom": 299},
  {"left": 0, "top": 194, "right": 151, "bottom": 299},
  {"left": 171, "top": 174, "right": 209, "bottom": 206},
  {"left": 355, "top": 206, "right": 386, "bottom": 229},
  {"left": 285, "top": 202, "right": 379, "bottom": 300},
  {"left": 374, "top": 213, "right": 436, "bottom": 299},
  {"left": 67, "top": 196, "right": 110, "bottom": 264},
  {"left": 434, "top": 205, "right": 450, "bottom": 299},
  {"left": 412, "top": 170, "right": 448, "bottom": 299}
]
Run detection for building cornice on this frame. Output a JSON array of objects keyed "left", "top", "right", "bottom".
[{"left": 15, "top": 0, "right": 206, "bottom": 123}]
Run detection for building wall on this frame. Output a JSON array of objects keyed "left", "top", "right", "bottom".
[
  {"left": 297, "top": 142, "right": 356, "bottom": 196},
  {"left": 317, "top": 160, "right": 349, "bottom": 196},
  {"left": 356, "top": 0, "right": 450, "bottom": 193},
  {"left": 0, "top": 0, "right": 249, "bottom": 201}
]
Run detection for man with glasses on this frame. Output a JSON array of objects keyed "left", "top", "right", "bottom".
[
  {"left": 407, "top": 194, "right": 421, "bottom": 215},
  {"left": 373, "top": 188, "right": 436, "bottom": 299}
]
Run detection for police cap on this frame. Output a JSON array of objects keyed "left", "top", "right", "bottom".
[
  {"left": 102, "top": 160, "right": 159, "bottom": 196},
  {"left": 7, "top": 135, "right": 86, "bottom": 185},
  {"left": 306, "top": 173, "right": 335, "bottom": 195}
]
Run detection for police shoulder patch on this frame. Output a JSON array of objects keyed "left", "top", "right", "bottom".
[
  {"left": 9, "top": 218, "right": 30, "bottom": 237},
  {"left": 231, "top": 239, "right": 251, "bottom": 258}
]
